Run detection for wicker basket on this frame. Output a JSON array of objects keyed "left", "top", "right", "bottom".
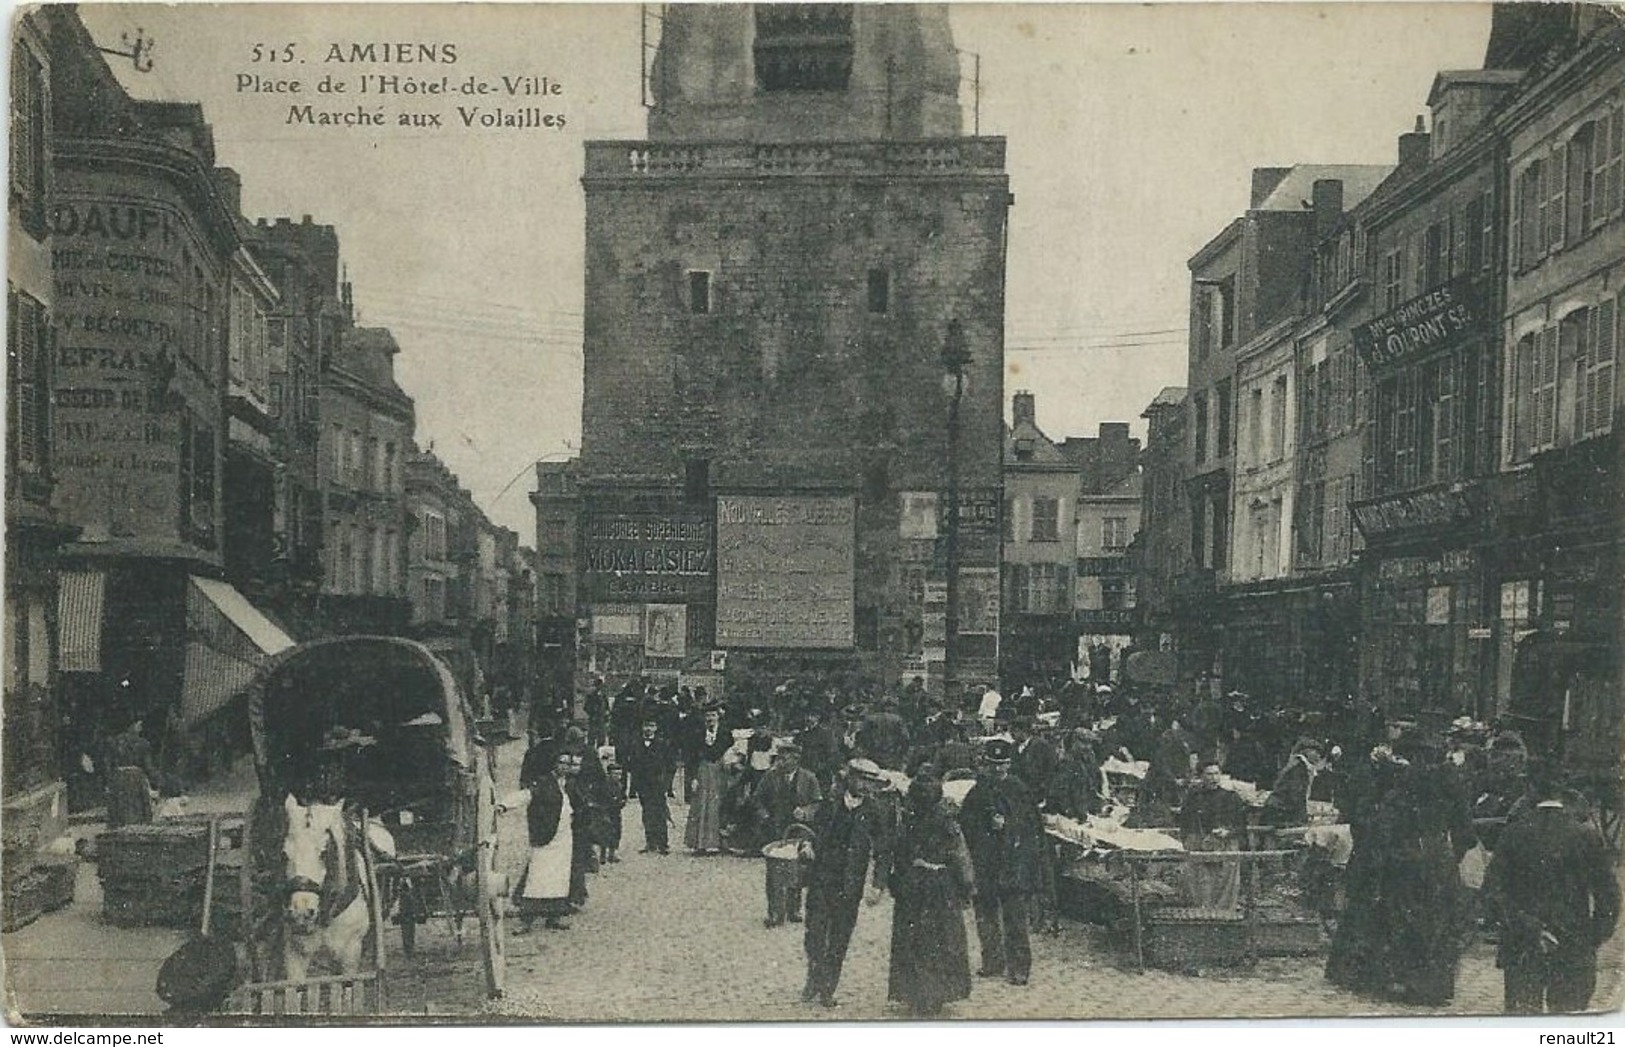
[
  {"left": 761, "top": 824, "right": 814, "bottom": 890},
  {"left": 1142, "top": 906, "right": 1248, "bottom": 969}
]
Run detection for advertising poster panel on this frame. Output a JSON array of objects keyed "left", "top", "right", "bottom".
[{"left": 715, "top": 494, "right": 854, "bottom": 649}]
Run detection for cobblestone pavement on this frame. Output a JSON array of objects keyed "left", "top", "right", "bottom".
[
  {"left": 476, "top": 792, "right": 1624, "bottom": 1022},
  {"left": 5, "top": 741, "right": 1618, "bottom": 1023}
]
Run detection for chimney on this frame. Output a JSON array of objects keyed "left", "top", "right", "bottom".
[
  {"left": 1312, "top": 178, "right": 1344, "bottom": 237},
  {"left": 1250, "top": 167, "right": 1292, "bottom": 209},
  {"left": 1012, "top": 391, "right": 1036, "bottom": 427},
  {"left": 1398, "top": 115, "right": 1431, "bottom": 168}
]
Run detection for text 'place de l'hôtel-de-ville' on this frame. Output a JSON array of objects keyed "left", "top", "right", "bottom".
[{"left": 2, "top": 0, "right": 1623, "bottom": 984}]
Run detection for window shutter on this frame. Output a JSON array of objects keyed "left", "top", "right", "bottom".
[
  {"left": 1591, "top": 295, "right": 1619, "bottom": 436},
  {"left": 1536, "top": 325, "right": 1559, "bottom": 448},
  {"left": 1547, "top": 144, "right": 1567, "bottom": 251},
  {"left": 1609, "top": 107, "right": 1625, "bottom": 218}
]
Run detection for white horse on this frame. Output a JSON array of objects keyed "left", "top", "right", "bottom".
[{"left": 279, "top": 794, "right": 384, "bottom": 982}]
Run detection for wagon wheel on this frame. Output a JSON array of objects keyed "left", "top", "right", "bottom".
[{"left": 475, "top": 758, "right": 507, "bottom": 999}]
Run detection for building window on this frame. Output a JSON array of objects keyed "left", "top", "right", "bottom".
[
  {"left": 1009, "top": 562, "right": 1071, "bottom": 614},
  {"left": 1102, "top": 516, "right": 1131, "bottom": 551},
  {"left": 6, "top": 288, "right": 47, "bottom": 474},
  {"left": 1029, "top": 496, "right": 1061, "bottom": 542},
  {"left": 1464, "top": 192, "right": 1489, "bottom": 273},
  {"left": 1193, "top": 392, "right": 1209, "bottom": 463},
  {"left": 1546, "top": 143, "right": 1568, "bottom": 253},
  {"left": 686, "top": 270, "right": 711, "bottom": 315},
  {"left": 1600, "top": 107, "right": 1624, "bottom": 224},
  {"left": 1270, "top": 374, "right": 1289, "bottom": 461},
  {"left": 1582, "top": 294, "right": 1618, "bottom": 438},
  {"left": 866, "top": 269, "right": 889, "bottom": 315},
  {"left": 9, "top": 42, "right": 46, "bottom": 237},
  {"left": 1422, "top": 220, "right": 1449, "bottom": 291},
  {"left": 1214, "top": 377, "right": 1232, "bottom": 458},
  {"left": 753, "top": 5, "right": 854, "bottom": 92},
  {"left": 1101, "top": 575, "right": 1137, "bottom": 611},
  {"left": 1568, "top": 122, "right": 1597, "bottom": 241},
  {"left": 1381, "top": 248, "right": 1405, "bottom": 310},
  {"left": 1510, "top": 326, "right": 1561, "bottom": 462},
  {"left": 1248, "top": 386, "right": 1264, "bottom": 465},
  {"left": 179, "top": 414, "right": 216, "bottom": 540}
]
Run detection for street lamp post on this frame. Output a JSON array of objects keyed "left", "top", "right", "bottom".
[{"left": 941, "top": 319, "right": 970, "bottom": 709}]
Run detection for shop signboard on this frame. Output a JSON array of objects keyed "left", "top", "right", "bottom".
[
  {"left": 580, "top": 507, "right": 713, "bottom": 602},
  {"left": 715, "top": 494, "right": 855, "bottom": 648},
  {"left": 1353, "top": 277, "right": 1487, "bottom": 370}
]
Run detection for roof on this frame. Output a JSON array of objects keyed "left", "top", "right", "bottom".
[
  {"left": 1254, "top": 165, "right": 1394, "bottom": 212},
  {"left": 1145, "top": 386, "right": 1188, "bottom": 410},
  {"left": 1004, "top": 418, "right": 1069, "bottom": 466},
  {"left": 1427, "top": 69, "right": 1525, "bottom": 108}
]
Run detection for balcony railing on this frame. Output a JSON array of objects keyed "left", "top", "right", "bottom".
[{"left": 585, "top": 138, "right": 1007, "bottom": 180}]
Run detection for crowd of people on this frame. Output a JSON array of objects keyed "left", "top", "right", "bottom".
[{"left": 506, "top": 672, "right": 1618, "bottom": 1016}]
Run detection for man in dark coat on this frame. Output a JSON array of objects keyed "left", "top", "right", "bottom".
[
  {"left": 624, "top": 719, "right": 674, "bottom": 854},
  {"left": 797, "top": 707, "right": 841, "bottom": 794},
  {"left": 801, "top": 758, "right": 891, "bottom": 1008},
  {"left": 958, "top": 738, "right": 1044, "bottom": 985},
  {"left": 1484, "top": 772, "right": 1620, "bottom": 1014},
  {"left": 756, "top": 744, "right": 824, "bottom": 926},
  {"left": 1009, "top": 718, "right": 1061, "bottom": 934}
]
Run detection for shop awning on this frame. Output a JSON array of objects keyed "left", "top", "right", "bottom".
[
  {"left": 190, "top": 577, "right": 295, "bottom": 657},
  {"left": 57, "top": 571, "right": 106, "bottom": 673},
  {"left": 180, "top": 577, "right": 296, "bottom": 726}
]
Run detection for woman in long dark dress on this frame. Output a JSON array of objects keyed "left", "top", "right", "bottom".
[
  {"left": 1375, "top": 753, "right": 1474, "bottom": 1005},
  {"left": 887, "top": 775, "right": 975, "bottom": 1016}
]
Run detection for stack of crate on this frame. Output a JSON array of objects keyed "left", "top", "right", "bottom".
[{"left": 97, "top": 822, "right": 211, "bottom": 927}]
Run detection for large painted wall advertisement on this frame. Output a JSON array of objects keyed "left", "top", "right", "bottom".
[
  {"left": 716, "top": 495, "right": 854, "bottom": 649},
  {"left": 49, "top": 185, "right": 222, "bottom": 545}
]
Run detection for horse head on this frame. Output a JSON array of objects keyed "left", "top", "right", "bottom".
[{"left": 282, "top": 793, "right": 352, "bottom": 935}]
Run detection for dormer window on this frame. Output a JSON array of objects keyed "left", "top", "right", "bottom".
[
  {"left": 1014, "top": 437, "right": 1035, "bottom": 461},
  {"left": 754, "top": 5, "right": 854, "bottom": 93}
]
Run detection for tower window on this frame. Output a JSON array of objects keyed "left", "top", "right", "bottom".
[
  {"left": 754, "top": 5, "right": 855, "bottom": 93},
  {"left": 687, "top": 270, "right": 711, "bottom": 315},
  {"left": 867, "top": 269, "right": 890, "bottom": 315}
]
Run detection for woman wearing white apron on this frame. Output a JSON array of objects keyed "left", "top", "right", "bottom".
[{"left": 512, "top": 750, "right": 575, "bottom": 931}]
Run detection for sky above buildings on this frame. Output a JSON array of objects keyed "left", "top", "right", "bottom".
[{"left": 77, "top": 2, "right": 1492, "bottom": 537}]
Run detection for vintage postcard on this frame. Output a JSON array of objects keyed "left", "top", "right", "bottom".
[{"left": 3, "top": 0, "right": 1622, "bottom": 1029}]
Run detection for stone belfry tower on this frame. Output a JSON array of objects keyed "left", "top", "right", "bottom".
[
  {"left": 646, "top": 4, "right": 962, "bottom": 141},
  {"left": 576, "top": 3, "right": 1009, "bottom": 695}
]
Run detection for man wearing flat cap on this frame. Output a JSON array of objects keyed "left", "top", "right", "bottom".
[
  {"left": 756, "top": 743, "right": 823, "bottom": 926},
  {"left": 801, "top": 758, "right": 892, "bottom": 1008},
  {"left": 958, "top": 738, "right": 1044, "bottom": 984}
]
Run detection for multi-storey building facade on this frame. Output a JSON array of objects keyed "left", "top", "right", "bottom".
[
  {"left": 317, "top": 326, "right": 412, "bottom": 635},
  {"left": 1178, "top": 165, "right": 1389, "bottom": 696},
  {"left": 4, "top": 7, "right": 77, "bottom": 909},
  {"left": 1133, "top": 386, "right": 1189, "bottom": 654},
  {"left": 1490, "top": 9, "right": 1623, "bottom": 760},
  {"left": 1075, "top": 468, "right": 1141, "bottom": 683},
  {"left": 220, "top": 187, "right": 281, "bottom": 602},
  {"left": 1002, "top": 392, "right": 1080, "bottom": 686},
  {"left": 248, "top": 216, "right": 349, "bottom": 625},
  {"left": 1351, "top": 81, "right": 1516, "bottom": 721},
  {"left": 42, "top": 8, "right": 294, "bottom": 792},
  {"left": 578, "top": 4, "right": 1009, "bottom": 698}
]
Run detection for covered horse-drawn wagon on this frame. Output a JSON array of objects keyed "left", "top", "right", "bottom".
[{"left": 230, "top": 636, "right": 507, "bottom": 1013}]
